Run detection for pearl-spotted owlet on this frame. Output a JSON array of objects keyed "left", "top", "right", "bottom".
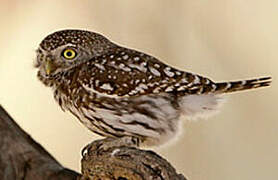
[{"left": 35, "top": 29, "right": 271, "bottom": 147}]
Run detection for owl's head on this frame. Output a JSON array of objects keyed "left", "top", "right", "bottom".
[{"left": 35, "top": 29, "right": 116, "bottom": 78}]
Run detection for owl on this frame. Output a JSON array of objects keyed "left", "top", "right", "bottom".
[{"left": 35, "top": 29, "right": 271, "bottom": 147}]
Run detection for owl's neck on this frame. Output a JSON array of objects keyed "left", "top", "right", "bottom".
[{"left": 38, "top": 68, "right": 79, "bottom": 91}]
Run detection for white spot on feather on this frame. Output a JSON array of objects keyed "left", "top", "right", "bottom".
[
  {"left": 149, "top": 67, "right": 161, "bottom": 76},
  {"left": 241, "top": 80, "right": 246, "bottom": 85},
  {"left": 94, "top": 63, "right": 105, "bottom": 71},
  {"left": 193, "top": 75, "right": 200, "bottom": 84},
  {"left": 135, "top": 83, "right": 148, "bottom": 93},
  {"left": 180, "top": 78, "right": 188, "bottom": 83},
  {"left": 164, "top": 67, "right": 175, "bottom": 77},
  {"left": 100, "top": 83, "right": 113, "bottom": 91},
  {"left": 101, "top": 59, "right": 107, "bottom": 64},
  {"left": 128, "top": 63, "right": 147, "bottom": 73},
  {"left": 119, "top": 63, "right": 125, "bottom": 68},
  {"left": 205, "top": 79, "right": 210, "bottom": 84},
  {"left": 82, "top": 84, "right": 120, "bottom": 98},
  {"left": 123, "top": 55, "right": 129, "bottom": 60},
  {"left": 154, "top": 64, "right": 160, "bottom": 68},
  {"left": 177, "top": 86, "right": 186, "bottom": 91},
  {"left": 134, "top": 57, "right": 140, "bottom": 61},
  {"left": 212, "top": 84, "right": 217, "bottom": 90},
  {"left": 153, "top": 87, "right": 161, "bottom": 93},
  {"left": 165, "top": 86, "right": 174, "bottom": 92},
  {"left": 119, "top": 63, "right": 131, "bottom": 72},
  {"left": 129, "top": 91, "right": 135, "bottom": 95},
  {"left": 226, "top": 83, "right": 231, "bottom": 89},
  {"left": 139, "top": 83, "right": 148, "bottom": 89},
  {"left": 95, "top": 80, "right": 100, "bottom": 86},
  {"left": 141, "top": 62, "right": 147, "bottom": 66}
]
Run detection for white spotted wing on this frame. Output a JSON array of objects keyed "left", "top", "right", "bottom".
[{"left": 78, "top": 47, "right": 215, "bottom": 97}]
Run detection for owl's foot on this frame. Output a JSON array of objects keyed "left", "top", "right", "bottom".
[{"left": 82, "top": 136, "right": 140, "bottom": 156}]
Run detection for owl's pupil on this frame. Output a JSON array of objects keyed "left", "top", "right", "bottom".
[{"left": 66, "top": 51, "right": 72, "bottom": 57}]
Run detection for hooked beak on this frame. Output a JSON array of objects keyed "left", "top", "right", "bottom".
[{"left": 45, "top": 57, "right": 57, "bottom": 76}]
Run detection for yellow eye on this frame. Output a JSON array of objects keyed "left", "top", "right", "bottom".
[{"left": 62, "top": 49, "right": 76, "bottom": 60}]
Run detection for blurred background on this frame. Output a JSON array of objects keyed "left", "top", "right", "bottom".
[{"left": 0, "top": 1, "right": 277, "bottom": 179}]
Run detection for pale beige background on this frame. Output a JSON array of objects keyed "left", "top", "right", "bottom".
[{"left": 0, "top": 1, "right": 277, "bottom": 180}]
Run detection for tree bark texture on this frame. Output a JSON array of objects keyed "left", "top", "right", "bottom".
[{"left": 0, "top": 105, "right": 187, "bottom": 180}]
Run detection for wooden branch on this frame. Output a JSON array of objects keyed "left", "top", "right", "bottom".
[
  {"left": 0, "top": 105, "right": 187, "bottom": 180},
  {"left": 0, "top": 105, "right": 81, "bottom": 180},
  {"left": 81, "top": 139, "right": 187, "bottom": 180}
]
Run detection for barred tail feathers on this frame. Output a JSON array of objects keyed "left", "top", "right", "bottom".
[{"left": 214, "top": 77, "right": 272, "bottom": 94}]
